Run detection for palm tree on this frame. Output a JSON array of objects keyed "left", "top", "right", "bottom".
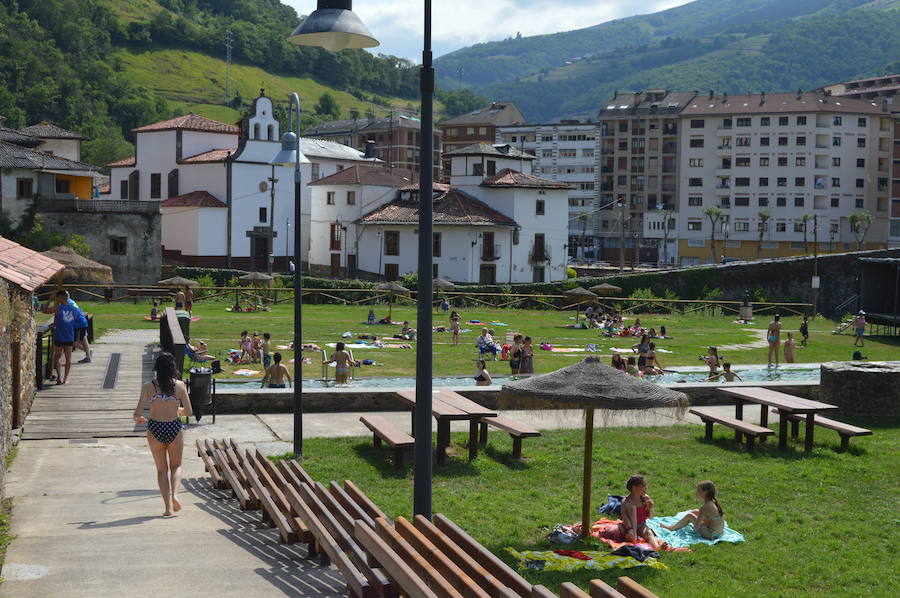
[
  {"left": 800, "top": 213, "right": 812, "bottom": 254},
  {"left": 659, "top": 207, "right": 673, "bottom": 265},
  {"left": 849, "top": 210, "right": 873, "bottom": 250},
  {"left": 756, "top": 209, "right": 771, "bottom": 259},
  {"left": 703, "top": 207, "right": 723, "bottom": 264},
  {"left": 576, "top": 211, "right": 590, "bottom": 260}
]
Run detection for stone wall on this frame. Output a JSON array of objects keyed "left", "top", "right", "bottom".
[
  {"left": 820, "top": 361, "right": 900, "bottom": 421},
  {"left": 36, "top": 200, "right": 162, "bottom": 286}
]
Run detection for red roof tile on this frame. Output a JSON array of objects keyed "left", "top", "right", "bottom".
[
  {"left": 133, "top": 114, "right": 239, "bottom": 134},
  {"left": 0, "top": 236, "right": 65, "bottom": 292},
  {"left": 481, "top": 168, "right": 573, "bottom": 189},
  {"left": 179, "top": 148, "right": 235, "bottom": 164},
  {"left": 361, "top": 187, "right": 516, "bottom": 226},
  {"left": 107, "top": 156, "right": 135, "bottom": 168},
  {"left": 160, "top": 190, "right": 226, "bottom": 208}
]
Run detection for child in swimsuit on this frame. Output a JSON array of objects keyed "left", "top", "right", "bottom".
[
  {"left": 239, "top": 330, "right": 251, "bottom": 363},
  {"left": 474, "top": 359, "right": 492, "bottom": 386},
  {"left": 367, "top": 309, "right": 376, "bottom": 325},
  {"left": 262, "top": 352, "right": 292, "bottom": 388},
  {"left": 325, "top": 341, "right": 352, "bottom": 384},
  {"left": 620, "top": 474, "right": 666, "bottom": 550},
  {"left": 709, "top": 361, "right": 743, "bottom": 382},
  {"left": 450, "top": 312, "right": 461, "bottom": 345},
  {"left": 783, "top": 332, "right": 796, "bottom": 363},
  {"left": 661, "top": 480, "right": 725, "bottom": 540}
]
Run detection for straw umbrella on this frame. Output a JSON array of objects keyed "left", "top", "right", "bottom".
[
  {"left": 157, "top": 276, "right": 199, "bottom": 288},
  {"left": 41, "top": 246, "right": 113, "bottom": 284},
  {"left": 565, "top": 286, "right": 597, "bottom": 323},
  {"left": 589, "top": 282, "right": 622, "bottom": 296},
  {"left": 375, "top": 281, "right": 410, "bottom": 320},
  {"left": 432, "top": 278, "right": 455, "bottom": 310},
  {"left": 500, "top": 357, "right": 688, "bottom": 538},
  {"left": 240, "top": 271, "right": 275, "bottom": 306}
]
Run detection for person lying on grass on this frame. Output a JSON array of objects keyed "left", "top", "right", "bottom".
[
  {"left": 661, "top": 480, "right": 725, "bottom": 540},
  {"left": 620, "top": 474, "right": 667, "bottom": 551}
]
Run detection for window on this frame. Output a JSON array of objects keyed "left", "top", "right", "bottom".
[
  {"left": 858, "top": 117, "right": 867, "bottom": 127},
  {"left": 833, "top": 157, "right": 842, "bottom": 167},
  {"left": 833, "top": 116, "right": 842, "bottom": 126},
  {"left": 478, "top": 127, "right": 487, "bottom": 135},
  {"left": 689, "top": 158, "right": 703, "bottom": 167},
  {"left": 466, "top": 127, "right": 475, "bottom": 135},
  {"left": 734, "top": 221, "right": 750, "bottom": 231},
  {"left": 759, "top": 177, "right": 769, "bottom": 187},
  {"left": 758, "top": 197, "right": 769, "bottom": 206},
  {"left": 446, "top": 128, "right": 457, "bottom": 136},
  {"left": 346, "top": 191, "right": 356, "bottom": 205},
  {"left": 150, "top": 173, "right": 161, "bottom": 199},
  {"left": 689, "top": 138, "right": 704, "bottom": 148},
  {"left": 688, "top": 196, "right": 703, "bottom": 206},
  {"left": 856, "top": 158, "right": 865, "bottom": 168},
  {"left": 259, "top": 207, "right": 267, "bottom": 222},
  {"left": 689, "top": 178, "right": 703, "bottom": 187},
  {"left": 326, "top": 191, "right": 336, "bottom": 205},
  {"left": 779, "top": 116, "right": 789, "bottom": 126},
  {"left": 736, "top": 177, "right": 750, "bottom": 187},
  {"left": 856, "top": 179, "right": 865, "bottom": 188},
  {"left": 384, "top": 231, "right": 400, "bottom": 256},
  {"left": 582, "top": 149, "right": 594, "bottom": 158},
  {"left": 311, "top": 163, "right": 320, "bottom": 181},
  {"left": 760, "top": 157, "right": 769, "bottom": 167},
  {"left": 778, "top": 137, "right": 789, "bottom": 147},
  {"left": 760, "top": 136, "right": 770, "bottom": 146},
  {"left": 119, "top": 180, "right": 128, "bottom": 200},
  {"left": 536, "top": 200, "right": 545, "bottom": 215},
  {"left": 832, "top": 136, "right": 841, "bottom": 147},
  {"left": 109, "top": 237, "right": 127, "bottom": 256},
  {"left": 796, "top": 157, "right": 806, "bottom": 167},
  {"left": 776, "top": 222, "right": 786, "bottom": 232},
  {"left": 734, "top": 157, "right": 750, "bottom": 168},
  {"left": 795, "top": 177, "right": 805, "bottom": 187},
  {"left": 831, "top": 197, "right": 840, "bottom": 208},
  {"left": 384, "top": 264, "right": 399, "bottom": 280},
  {"left": 777, "top": 177, "right": 787, "bottom": 187},
  {"left": 16, "top": 178, "right": 33, "bottom": 199},
  {"left": 472, "top": 163, "right": 483, "bottom": 176},
  {"left": 778, "top": 157, "right": 788, "bottom": 167},
  {"left": 857, "top": 137, "right": 866, "bottom": 148},
  {"left": 736, "top": 117, "right": 751, "bottom": 127},
  {"left": 737, "top": 137, "right": 751, "bottom": 147},
  {"left": 760, "top": 117, "right": 771, "bottom": 126},
  {"left": 432, "top": 232, "right": 441, "bottom": 258},
  {"left": 559, "top": 150, "right": 577, "bottom": 158},
  {"left": 831, "top": 178, "right": 840, "bottom": 188},
  {"left": 330, "top": 223, "right": 342, "bottom": 251},
  {"left": 796, "top": 136, "right": 806, "bottom": 146},
  {"left": 486, "top": 160, "right": 497, "bottom": 176},
  {"left": 690, "top": 119, "right": 705, "bottom": 128},
  {"left": 55, "top": 178, "right": 70, "bottom": 194},
  {"left": 735, "top": 197, "right": 750, "bottom": 207},
  {"left": 794, "top": 197, "right": 805, "bottom": 207},
  {"left": 777, "top": 197, "right": 786, "bottom": 207},
  {"left": 687, "top": 220, "right": 702, "bottom": 231},
  {"left": 542, "top": 149, "right": 553, "bottom": 158},
  {"left": 856, "top": 198, "right": 864, "bottom": 208},
  {"left": 794, "top": 222, "right": 805, "bottom": 233}
]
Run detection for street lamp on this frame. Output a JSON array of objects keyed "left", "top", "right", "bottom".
[
  {"left": 289, "top": 2, "right": 437, "bottom": 519},
  {"left": 272, "top": 110, "right": 311, "bottom": 456}
]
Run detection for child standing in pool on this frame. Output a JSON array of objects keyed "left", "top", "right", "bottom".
[
  {"left": 474, "top": 359, "right": 492, "bottom": 386},
  {"left": 709, "top": 362, "right": 743, "bottom": 382}
]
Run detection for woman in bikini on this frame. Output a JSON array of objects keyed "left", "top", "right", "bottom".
[
  {"left": 325, "top": 341, "right": 352, "bottom": 384},
  {"left": 133, "top": 352, "right": 193, "bottom": 517}
]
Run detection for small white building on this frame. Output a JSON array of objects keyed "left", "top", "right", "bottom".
[
  {"left": 18, "top": 121, "right": 88, "bottom": 162},
  {"left": 106, "top": 92, "right": 377, "bottom": 269},
  {"left": 307, "top": 142, "right": 571, "bottom": 283}
]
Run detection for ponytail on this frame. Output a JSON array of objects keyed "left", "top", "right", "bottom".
[
  {"left": 712, "top": 496, "right": 723, "bottom": 516},
  {"left": 698, "top": 480, "right": 723, "bottom": 515}
]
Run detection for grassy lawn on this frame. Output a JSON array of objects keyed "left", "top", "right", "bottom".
[
  {"left": 81, "top": 300, "right": 900, "bottom": 379},
  {"left": 284, "top": 424, "right": 899, "bottom": 598}
]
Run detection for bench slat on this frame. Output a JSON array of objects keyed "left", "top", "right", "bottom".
[
  {"left": 329, "top": 481, "right": 377, "bottom": 530},
  {"left": 772, "top": 410, "right": 872, "bottom": 435},
  {"left": 588, "top": 580, "right": 627, "bottom": 598},
  {"left": 689, "top": 408, "right": 774, "bottom": 436},
  {"left": 531, "top": 586, "right": 558, "bottom": 598},
  {"left": 561, "top": 583, "right": 590, "bottom": 598},
  {"left": 196, "top": 440, "right": 224, "bottom": 489},
  {"left": 355, "top": 520, "right": 439, "bottom": 598},
  {"left": 249, "top": 451, "right": 311, "bottom": 543},
  {"left": 374, "top": 517, "right": 464, "bottom": 598},
  {"left": 345, "top": 480, "right": 391, "bottom": 523},
  {"left": 480, "top": 416, "right": 541, "bottom": 438},
  {"left": 360, "top": 415, "right": 415, "bottom": 447},
  {"left": 616, "top": 577, "right": 661, "bottom": 598},
  {"left": 211, "top": 448, "right": 251, "bottom": 508},
  {"left": 240, "top": 453, "right": 295, "bottom": 544}
]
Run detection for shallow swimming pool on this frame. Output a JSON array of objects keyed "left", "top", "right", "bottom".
[{"left": 215, "top": 365, "right": 821, "bottom": 390}]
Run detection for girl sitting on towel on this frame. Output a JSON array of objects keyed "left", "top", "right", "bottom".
[
  {"left": 661, "top": 480, "right": 725, "bottom": 540},
  {"left": 620, "top": 475, "right": 666, "bottom": 550}
]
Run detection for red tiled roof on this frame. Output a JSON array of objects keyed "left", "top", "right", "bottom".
[
  {"left": 133, "top": 114, "right": 239, "bottom": 134},
  {"left": 398, "top": 182, "right": 450, "bottom": 192},
  {"left": 0, "top": 236, "right": 65, "bottom": 292},
  {"left": 107, "top": 156, "right": 135, "bottom": 168},
  {"left": 309, "top": 165, "right": 416, "bottom": 187},
  {"left": 481, "top": 168, "right": 573, "bottom": 189},
  {"left": 361, "top": 187, "right": 516, "bottom": 226},
  {"left": 160, "top": 190, "right": 226, "bottom": 208},
  {"left": 179, "top": 148, "right": 235, "bottom": 164}
]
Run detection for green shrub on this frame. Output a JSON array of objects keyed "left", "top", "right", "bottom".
[{"left": 566, "top": 267, "right": 577, "bottom": 279}]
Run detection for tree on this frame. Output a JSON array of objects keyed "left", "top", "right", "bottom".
[
  {"left": 849, "top": 210, "right": 873, "bottom": 250},
  {"left": 703, "top": 207, "right": 723, "bottom": 264},
  {"left": 756, "top": 209, "right": 771, "bottom": 259},
  {"left": 800, "top": 213, "right": 812, "bottom": 254},
  {"left": 659, "top": 207, "right": 673, "bottom": 265},
  {"left": 576, "top": 211, "right": 590, "bottom": 259},
  {"left": 314, "top": 92, "right": 341, "bottom": 120}
]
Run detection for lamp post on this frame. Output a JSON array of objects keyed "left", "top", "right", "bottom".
[{"left": 288, "top": 1, "right": 447, "bottom": 518}]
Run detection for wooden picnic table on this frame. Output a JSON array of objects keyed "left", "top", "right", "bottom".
[
  {"left": 720, "top": 387, "right": 838, "bottom": 452},
  {"left": 395, "top": 389, "right": 498, "bottom": 464}
]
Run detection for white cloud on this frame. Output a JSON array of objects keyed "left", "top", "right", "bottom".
[{"left": 282, "top": 1, "right": 693, "bottom": 59}]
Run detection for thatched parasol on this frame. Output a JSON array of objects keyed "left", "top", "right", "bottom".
[
  {"left": 158, "top": 276, "right": 199, "bottom": 288},
  {"left": 239, "top": 272, "right": 274, "bottom": 285},
  {"left": 432, "top": 278, "right": 455, "bottom": 290},
  {"left": 375, "top": 281, "right": 410, "bottom": 319},
  {"left": 42, "top": 246, "right": 113, "bottom": 284},
  {"left": 565, "top": 286, "right": 597, "bottom": 322},
  {"left": 590, "top": 282, "right": 622, "bottom": 296},
  {"left": 501, "top": 357, "right": 688, "bottom": 537}
]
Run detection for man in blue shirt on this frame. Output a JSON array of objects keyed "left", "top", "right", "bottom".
[{"left": 46, "top": 290, "right": 81, "bottom": 384}]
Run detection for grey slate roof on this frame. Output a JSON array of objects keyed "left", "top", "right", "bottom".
[
  {"left": 19, "top": 121, "right": 87, "bottom": 140},
  {"left": 446, "top": 142, "right": 535, "bottom": 160},
  {"left": 0, "top": 127, "right": 41, "bottom": 147},
  {"left": 303, "top": 114, "right": 423, "bottom": 136},
  {"left": 0, "top": 140, "right": 97, "bottom": 171},
  {"left": 299, "top": 137, "right": 379, "bottom": 162}
]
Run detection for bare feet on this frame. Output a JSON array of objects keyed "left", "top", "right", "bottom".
[
  {"left": 172, "top": 497, "right": 182, "bottom": 512},
  {"left": 163, "top": 510, "right": 173, "bottom": 517}
]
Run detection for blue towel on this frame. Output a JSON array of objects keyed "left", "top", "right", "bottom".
[{"left": 646, "top": 511, "right": 745, "bottom": 548}]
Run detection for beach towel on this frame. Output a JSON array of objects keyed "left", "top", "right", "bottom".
[
  {"left": 506, "top": 548, "right": 666, "bottom": 573},
  {"left": 646, "top": 512, "right": 745, "bottom": 548},
  {"left": 233, "top": 369, "right": 261, "bottom": 376},
  {"left": 548, "top": 347, "right": 587, "bottom": 353},
  {"left": 467, "top": 320, "right": 482, "bottom": 325},
  {"left": 327, "top": 342, "right": 372, "bottom": 349},
  {"left": 490, "top": 322, "right": 509, "bottom": 326},
  {"left": 610, "top": 347, "right": 635, "bottom": 353},
  {"left": 577, "top": 518, "right": 689, "bottom": 553}
]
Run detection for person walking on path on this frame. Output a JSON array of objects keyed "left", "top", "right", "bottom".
[
  {"left": 133, "top": 352, "right": 192, "bottom": 517},
  {"left": 43, "top": 290, "right": 81, "bottom": 384},
  {"left": 853, "top": 311, "right": 867, "bottom": 347},
  {"left": 766, "top": 314, "right": 782, "bottom": 368}
]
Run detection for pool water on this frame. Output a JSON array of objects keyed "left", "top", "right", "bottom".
[{"left": 215, "top": 366, "right": 820, "bottom": 390}]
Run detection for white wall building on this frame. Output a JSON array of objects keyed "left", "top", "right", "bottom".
[
  {"left": 496, "top": 121, "right": 601, "bottom": 259},
  {"left": 106, "top": 93, "right": 377, "bottom": 269},
  {"left": 675, "top": 92, "right": 893, "bottom": 265}
]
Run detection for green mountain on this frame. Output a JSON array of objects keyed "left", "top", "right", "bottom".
[{"left": 435, "top": 0, "right": 900, "bottom": 122}]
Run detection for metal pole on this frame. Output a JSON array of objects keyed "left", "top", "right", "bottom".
[
  {"left": 619, "top": 199, "right": 625, "bottom": 273},
  {"left": 413, "top": 0, "right": 434, "bottom": 519},
  {"left": 291, "top": 92, "right": 303, "bottom": 457},
  {"left": 812, "top": 214, "right": 818, "bottom": 315},
  {"left": 268, "top": 164, "right": 277, "bottom": 275}
]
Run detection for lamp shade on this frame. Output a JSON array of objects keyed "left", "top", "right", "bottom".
[
  {"left": 272, "top": 131, "right": 310, "bottom": 166},
  {"left": 288, "top": 1, "right": 379, "bottom": 52}
]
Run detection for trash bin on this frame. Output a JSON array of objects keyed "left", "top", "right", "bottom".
[{"left": 188, "top": 367, "right": 214, "bottom": 423}]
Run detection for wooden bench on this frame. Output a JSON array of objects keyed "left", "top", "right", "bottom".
[
  {"left": 195, "top": 439, "right": 225, "bottom": 490},
  {"left": 689, "top": 407, "right": 774, "bottom": 450},
  {"left": 613, "top": 577, "right": 661, "bottom": 598},
  {"left": 360, "top": 415, "right": 415, "bottom": 468},
  {"left": 478, "top": 416, "right": 541, "bottom": 459},
  {"left": 561, "top": 578, "right": 659, "bottom": 598},
  {"left": 772, "top": 409, "right": 872, "bottom": 452}
]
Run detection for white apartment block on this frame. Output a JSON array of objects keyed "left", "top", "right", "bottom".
[
  {"left": 675, "top": 92, "right": 892, "bottom": 265},
  {"left": 496, "top": 122, "right": 600, "bottom": 260}
]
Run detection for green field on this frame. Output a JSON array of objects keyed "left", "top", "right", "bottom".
[
  {"left": 292, "top": 424, "right": 898, "bottom": 597},
  {"left": 82, "top": 300, "right": 900, "bottom": 380}
]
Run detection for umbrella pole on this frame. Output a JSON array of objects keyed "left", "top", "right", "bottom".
[{"left": 581, "top": 408, "right": 595, "bottom": 538}]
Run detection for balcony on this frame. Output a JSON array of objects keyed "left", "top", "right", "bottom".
[
  {"left": 662, "top": 144, "right": 677, "bottom": 154},
  {"left": 529, "top": 247, "right": 551, "bottom": 264},
  {"left": 661, "top": 184, "right": 676, "bottom": 192},
  {"left": 481, "top": 244, "right": 501, "bottom": 261}
]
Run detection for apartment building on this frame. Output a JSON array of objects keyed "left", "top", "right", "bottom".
[
  {"left": 823, "top": 74, "right": 900, "bottom": 248},
  {"left": 675, "top": 91, "right": 892, "bottom": 265},
  {"left": 439, "top": 102, "right": 526, "bottom": 180},
  {"left": 496, "top": 121, "right": 600, "bottom": 259},
  {"left": 597, "top": 91, "right": 697, "bottom": 265},
  {"left": 303, "top": 114, "right": 442, "bottom": 181}
]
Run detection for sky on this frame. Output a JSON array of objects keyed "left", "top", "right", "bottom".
[{"left": 283, "top": 0, "right": 693, "bottom": 60}]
